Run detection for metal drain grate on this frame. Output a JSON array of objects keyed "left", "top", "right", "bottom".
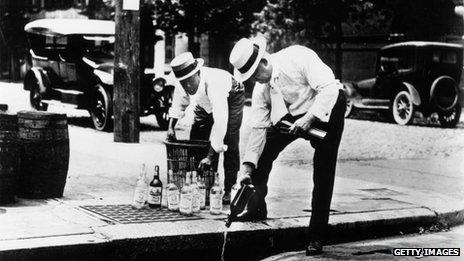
[{"left": 80, "top": 204, "right": 201, "bottom": 224}]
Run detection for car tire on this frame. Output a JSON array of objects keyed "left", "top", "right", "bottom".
[
  {"left": 90, "top": 84, "right": 113, "bottom": 131},
  {"left": 28, "top": 77, "right": 48, "bottom": 111},
  {"left": 391, "top": 91, "right": 414, "bottom": 125},
  {"left": 438, "top": 101, "right": 461, "bottom": 128}
]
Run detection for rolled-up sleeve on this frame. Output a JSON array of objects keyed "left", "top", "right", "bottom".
[
  {"left": 299, "top": 48, "right": 341, "bottom": 122},
  {"left": 168, "top": 81, "right": 190, "bottom": 119},
  {"left": 209, "top": 77, "right": 231, "bottom": 153},
  {"left": 243, "top": 83, "right": 272, "bottom": 167}
]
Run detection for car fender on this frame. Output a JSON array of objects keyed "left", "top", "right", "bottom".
[
  {"left": 93, "top": 69, "right": 113, "bottom": 86},
  {"left": 342, "top": 82, "right": 358, "bottom": 98},
  {"left": 24, "top": 67, "right": 49, "bottom": 94},
  {"left": 401, "top": 82, "right": 421, "bottom": 106}
]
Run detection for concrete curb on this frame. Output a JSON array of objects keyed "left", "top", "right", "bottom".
[{"left": 1, "top": 206, "right": 463, "bottom": 261}]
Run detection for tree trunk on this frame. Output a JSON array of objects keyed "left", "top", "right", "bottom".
[{"left": 113, "top": 0, "right": 140, "bottom": 143}]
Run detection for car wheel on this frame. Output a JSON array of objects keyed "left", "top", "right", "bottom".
[
  {"left": 345, "top": 98, "right": 354, "bottom": 118},
  {"left": 28, "top": 78, "right": 48, "bottom": 111},
  {"left": 90, "top": 84, "right": 113, "bottom": 131},
  {"left": 438, "top": 101, "right": 461, "bottom": 128},
  {"left": 391, "top": 91, "right": 414, "bottom": 125}
]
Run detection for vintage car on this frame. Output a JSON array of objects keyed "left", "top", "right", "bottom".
[
  {"left": 344, "top": 41, "right": 463, "bottom": 127},
  {"left": 23, "top": 19, "right": 174, "bottom": 131}
]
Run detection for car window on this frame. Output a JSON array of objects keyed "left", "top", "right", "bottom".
[
  {"left": 28, "top": 33, "right": 67, "bottom": 59},
  {"left": 433, "top": 51, "right": 457, "bottom": 64},
  {"left": 379, "top": 48, "right": 414, "bottom": 74},
  {"left": 83, "top": 36, "right": 114, "bottom": 57}
]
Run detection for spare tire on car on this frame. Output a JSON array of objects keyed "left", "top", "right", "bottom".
[{"left": 430, "top": 76, "right": 461, "bottom": 128}]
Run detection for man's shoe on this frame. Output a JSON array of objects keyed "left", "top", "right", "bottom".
[
  {"left": 306, "top": 241, "right": 323, "bottom": 256},
  {"left": 222, "top": 191, "right": 231, "bottom": 205}
]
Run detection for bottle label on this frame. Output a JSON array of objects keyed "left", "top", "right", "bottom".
[
  {"left": 180, "top": 193, "right": 193, "bottom": 213},
  {"left": 167, "top": 190, "right": 179, "bottom": 209},
  {"left": 210, "top": 193, "right": 222, "bottom": 212},
  {"left": 199, "top": 188, "right": 206, "bottom": 208},
  {"left": 148, "top": 187, "right": 162, "bottom": 205},
  {"left": 133, "top": 186, "right": 147, "bottom": 205},
  {"left": 192, "top": 191, "right": 200, "bottom": 211}
]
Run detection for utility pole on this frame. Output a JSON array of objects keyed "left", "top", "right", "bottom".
[{"left": 114, "top": 0, "right": 140, "bottom": 143}]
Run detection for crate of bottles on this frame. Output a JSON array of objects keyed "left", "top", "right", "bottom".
[{"left": 164, "top": 139, "right": 217, "bottom": 201}]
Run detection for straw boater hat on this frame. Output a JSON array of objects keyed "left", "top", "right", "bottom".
[
  {"left": 229, "top": 36, "right": 267, "bottom": 82},
  {"left": 170, "top": 52, "right": 204, "bottom": 81}
]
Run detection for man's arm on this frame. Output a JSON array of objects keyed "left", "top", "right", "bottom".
[
  {"left": 241, "top": 83, "right": 272, "bottom": 179},
  {"left": 298, "top": 47, "right": 341, "bottom": 123},
  {"left": 166, "top": 118, "right": 178, "bottom": 140},
  {"left": 208, "top": 77, "right": 230, "bottom": 153},
  {"left": 167, "top": 81, "right": 190, "bottom": 140}
]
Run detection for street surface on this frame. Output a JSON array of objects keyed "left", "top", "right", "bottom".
[
  {"left": 1, "top": 81, "right": 464, "bottom": 260},
  {"left": 1, "top": 81, "right": 462, "bottom": 200},
  {"left": 263, "top": 225, "right": 464, "bottom": 260}
]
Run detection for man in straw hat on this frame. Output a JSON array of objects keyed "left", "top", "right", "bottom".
[
  {"left": 229, "top": 37, "right": 346, "bottom": 255},
  {"left": 167, "top": 52, "right": 245, "bottom": 204}
]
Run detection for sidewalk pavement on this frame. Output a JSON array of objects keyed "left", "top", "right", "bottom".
[{"left": 1, "top": 127, "right": 463, "bottom": 260}]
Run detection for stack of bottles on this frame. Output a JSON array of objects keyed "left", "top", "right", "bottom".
[{"left": 131, "top": 159, "right": 224, "bottom": 216}]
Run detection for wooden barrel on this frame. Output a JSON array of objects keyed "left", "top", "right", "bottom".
[
  {"left": 17, "top": 111, "right": 69, "bottom": 199},
  {"left": 0, "top": 113, "right": 19, "bottom": 204}
]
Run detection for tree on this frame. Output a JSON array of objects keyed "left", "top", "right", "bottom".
[
  {"left": 252, "top": 0, "right": 463, "bottom": 78},
  {"left": 153, "top": 0, "right": 266, "bottom": 68}
]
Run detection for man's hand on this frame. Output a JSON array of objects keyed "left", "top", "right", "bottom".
[
  {"left": 198, "top": 156, "right": 212, "bottom": 169},
  {"left": 166, "top": 128, "right": 177, "bottom": 141},
  {"left": 289, "top": 113, "right": 316, "bottom": 135},
  {"left": 238, "top": 163, "right": 254, "bottom": 185}
]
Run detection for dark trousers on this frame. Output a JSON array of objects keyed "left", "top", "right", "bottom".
[
  {"left": 252, "top": 90, "right": 346, "bottom": 242},
  {"left": 190, "top": 84, "right": 245, "bottom": 192}
]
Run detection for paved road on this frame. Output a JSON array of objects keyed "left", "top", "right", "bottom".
[
  {"left": 1, "top": 81, "right": 464, "bottom": 201},
  {"left": 262, "top": 225, "right": 464, "bottom": 260},
  {"left": 1, "top": 81, "right": 464, "bottom": 260}
]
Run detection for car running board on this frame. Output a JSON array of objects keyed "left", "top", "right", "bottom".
[
  {"left": 355, "top": 99, "right": 390, "bottom": 110},
  {"left": 53, "top": 88, "right": 84, "bottom": 106}
]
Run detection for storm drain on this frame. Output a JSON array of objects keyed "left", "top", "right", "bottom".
[{"left": 80, "top": 204, "right": 201, "bottom": 224}]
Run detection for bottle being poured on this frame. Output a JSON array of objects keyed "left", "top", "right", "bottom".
[{"left": 225, "top": 183, "right": 258, "bottom": 227}]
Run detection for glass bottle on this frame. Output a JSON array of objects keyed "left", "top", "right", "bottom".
[
  {"left": 230, "top": 182, "right": 241, "bottom": 204},
  {"left": 132, "top": 164, "right": 148, "bottom": 209},
  {"left": 191, "top": 165, "right": 200, "bottom": 213},
  {"left": 179, "top": 172, "right": 193, "bottom": 216},
  {"left": 166, "top": 169, "right": 179, "bottom": 211},
  {"left": 148, "top": 165, "right": 163, "bottom": 208},
  {"left": 209, "top": 172, "right": 223, "bottom": 215},
  {"left": 197, "top": 172, "right": 207, "bottom": 210}
]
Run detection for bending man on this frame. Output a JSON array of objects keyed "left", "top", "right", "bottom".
[
  {"left": 229, "top": 37, "right": 346, "bottom": 255},
  {"left": 167, "top": 52, "right": 245, "bottom": 204}
]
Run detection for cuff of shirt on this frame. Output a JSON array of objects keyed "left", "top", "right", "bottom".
[
  {"left": 307, "top": 105, "right": 331, "bottom": 122},
  {"left": 243, "top": 151, "right": 260, "bottom": 168},
  {"left": 211, "top": 141, "right": 227, "bottom": 153},
  {"left": 168, "top": 109, "right": 185, "bottom": 119}
]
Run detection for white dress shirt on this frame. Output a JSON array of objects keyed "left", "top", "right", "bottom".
[
  {"left": 169, "top": 66, "right": 232, "bottom": 153},
  {"left": 244, "top": 45, "right": 342, "bottom": 166}
]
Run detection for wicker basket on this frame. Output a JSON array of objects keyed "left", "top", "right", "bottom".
[{"left": 164, "top": 139, "right": 217, "bottom": 203}]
